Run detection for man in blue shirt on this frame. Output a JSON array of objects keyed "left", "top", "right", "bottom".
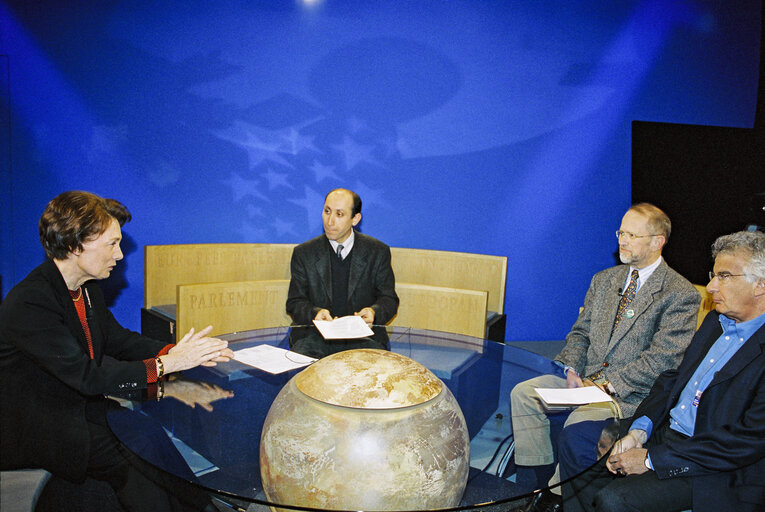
[{"left": 561, "top": 230, "right": 765, "bottom": 512}]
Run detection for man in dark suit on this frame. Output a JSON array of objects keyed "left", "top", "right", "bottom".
[
  {"left": 510, "top": 204, "right": 700, "bottom": 495},
  {"left": 286, "top": 188, "right": 399, "bottom": 358},
  {"left": 562, "top": 230, "right": 765, "bottom": 512}
]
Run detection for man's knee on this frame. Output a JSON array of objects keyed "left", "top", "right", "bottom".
[
  {"left": 510, "top": 377, "right": 540, "bottom": 406},
  {"left": 593, "top": 483, "right": 632, "bottom": 512}
]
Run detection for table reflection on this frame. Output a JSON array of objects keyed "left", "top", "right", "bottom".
[{"left": 108, "top": 326, "right": 620, "bottom": 511}]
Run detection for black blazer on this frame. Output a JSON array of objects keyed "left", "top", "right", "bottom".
[
  {"left": 286, "top": 231, "right": 399, "bottom": 325},
  {"left": 0, "top": 259, "right": 169, "bottom": 481},
  {"left": 631, "top": 311, "right": 765, "bottom": 512}
]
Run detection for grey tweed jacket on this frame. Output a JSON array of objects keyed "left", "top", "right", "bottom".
[{"left": 555, "top": 259, "right": 700, "bottom": 416}]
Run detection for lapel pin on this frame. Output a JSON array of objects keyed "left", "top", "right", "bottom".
[{"left": 625, "top": 309, "right": 635, "bottom": 319}]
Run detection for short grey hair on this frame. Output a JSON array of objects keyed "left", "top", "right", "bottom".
[{"left": 711, "top": 230, "right": 765, "bottom": 283}]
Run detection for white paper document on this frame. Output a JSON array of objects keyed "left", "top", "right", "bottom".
[
  {"left": 535, "top": 386, "right": 613, "bottom": 406},
  {"left": 233, "top": 344, "right": 316, "bottom": 374},
  {"left": 312, "top": 315, "right": 375, "bottom": 339}
]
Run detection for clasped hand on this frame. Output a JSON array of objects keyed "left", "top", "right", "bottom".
[{"left": 606, "top": 430, "right": 649, "bottom": 476}]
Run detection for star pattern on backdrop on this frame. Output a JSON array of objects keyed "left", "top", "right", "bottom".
[
  {"left": 224, "top": 172, "right": 268, "bottom": 202},
  {"left": 351, "top": 181, "right": 387, "bottom": 212},
  {"left": 215, "top": 110, "right": 395, "bottom": 241},
  {"left": 236, "top": 221, "right": 267, "bottom": 241},
  {"left": 332, "top": 135, "right": 382, "bottom": 171},
  {"left": 215, "top": 120, "right": 295, "bottom": 169},
  {"left": 263, "top": 167, "right": 293, "bottom": 190},
  {"left": 271, "top": 218, "right": 298, "bottom": 237},
  {"left": 289, "top": 185, "right": 326, "bottom": 234},
  {"left": 282, "top": 127, "right": 320, "bottom": 155},
  {"left": 246, "top": 204, "right": 263, "bottom": 218},
  {"left": 309, "top": 160, "right": 340, "bottom": 182}
]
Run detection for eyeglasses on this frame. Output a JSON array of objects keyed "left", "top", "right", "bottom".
[
  {"left": 708, "top": 271, "right": 748, "bottom": 282},
  {"left": 615, "top": 231, "right": 657, "bottom": 240}
]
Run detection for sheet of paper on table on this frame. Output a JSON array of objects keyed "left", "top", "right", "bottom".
[
  {"left": 535, "top": 386, "right": 613, "bottom": 406},
  {"left": 313, "top": 315, "right": 375, "bottom": 339},
  {"left": 233, "top": 344, "right": 316, "bottom": 374}
]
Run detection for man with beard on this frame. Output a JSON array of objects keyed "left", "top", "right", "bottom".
[{"left": 509, "top": 203, "right": 700, "bottom": 501}]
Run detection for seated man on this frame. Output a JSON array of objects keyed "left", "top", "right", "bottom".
[
  {"left": 0, "top": 191, "right": 234, "bottom": 512},
  {"left": 562, "top": 230, "right": 765, "bottom": 512},
  {"left": 509, "top": 203, "right": 700, "bottom": 493},
  {"left": 286, "top": 188, "right": 399, "bottom": 358}
]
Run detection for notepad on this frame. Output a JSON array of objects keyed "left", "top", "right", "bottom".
[
  {"left": 233, "top": 344, "right": 316, "bottom": 374},
  {"left": 313, "top": 315, "right": 375, "bottom": 339},
  {"left": 535, "top": 386, "right": 613, "bottom": 406}
]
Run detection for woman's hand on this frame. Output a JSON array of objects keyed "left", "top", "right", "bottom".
[{"left": 161, "top": 326, "right": 234, "bottom": 374}]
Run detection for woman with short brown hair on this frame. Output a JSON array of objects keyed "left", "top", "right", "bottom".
[{"left": 0, "top": 191, "right": 233, "bottom": 511}]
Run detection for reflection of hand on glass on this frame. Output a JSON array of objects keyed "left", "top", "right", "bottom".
[
  {"left": 595, "top": 421, "right": 620, "bottom": 458},
  {"left": 164, "top": 378, "right": 234, "bottom": 412}
]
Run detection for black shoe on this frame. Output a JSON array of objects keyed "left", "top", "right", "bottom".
[{"left": 525, "top": 489, "right": 562, "bottom": 512}]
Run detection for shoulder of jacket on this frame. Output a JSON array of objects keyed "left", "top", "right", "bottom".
[
  {"left": 657, "top": 264, "right": 698, "bottom": 294},
  {"left": 295, "top": 235, "right": 328, "bottom": 251},
  {"left": 592, "top": 264, "right": 626, "bottom": 280},
  {"left": 355, "top": 232, "right": 389, "bottom": 250},
  {"left": 1, "top": 264, "right": 62, "bottom": 313}
]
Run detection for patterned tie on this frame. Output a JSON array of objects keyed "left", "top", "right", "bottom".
[
  {"left": 612, "top": 269, "right": 639, "bottom": 334},
  {"left": 337, "top": 244, "right": 344, "bottom": 260}
]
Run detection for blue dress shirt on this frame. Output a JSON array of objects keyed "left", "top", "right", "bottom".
[{"left": 630, "top": 311, "right": 765, "bottom": 469}]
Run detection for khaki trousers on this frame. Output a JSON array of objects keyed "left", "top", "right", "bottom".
[{"left": 510, "top": 374, "right": 619, "bottom": 466}]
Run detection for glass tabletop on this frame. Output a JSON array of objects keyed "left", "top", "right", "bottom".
[{"left": 107, "top": 326, "right": 620, "bottom": 511}]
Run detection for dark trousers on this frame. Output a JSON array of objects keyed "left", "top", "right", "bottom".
[
  {"left": 86, "top": 419, "right": 211, "bottom": 512},
  {"left": 561, "top": 422, "right": 693, "bottom": 512},
  {"left": 558, "top": 418, "right": 622, "bottom": 483}
]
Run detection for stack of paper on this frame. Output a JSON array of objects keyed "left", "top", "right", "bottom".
[
  {"left": 535, "top": 386, "right": 613, "bottom": 406},
  {"left": 312, "top": 315, "right": 374, "bottom": 339},
  {"left": 233, "top": 345, "right": 316, "bottom": 374}
]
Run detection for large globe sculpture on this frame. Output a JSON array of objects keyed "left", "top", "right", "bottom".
[{"left": 260, "top": 348, "right": 470, "bottom": 511}]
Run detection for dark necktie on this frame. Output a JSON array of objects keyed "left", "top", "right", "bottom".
[
  {"left": 612, "top": 269, "right": 639, "bottom": 334},
  {"left": 337, "top": 244, "right": 344, "bottom": 260}
]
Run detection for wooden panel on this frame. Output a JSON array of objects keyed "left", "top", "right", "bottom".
[
  {"left": 693, "top": 284, "right": 715, "bottom": 330},
  {"left": 390, "top": 283, "right": 488, "bottom": 339},
  {"left": 390, "top": 248, "right": 507, "bottom": 314},
  {"left": 175, "top": 280, "right": 291, "bottom": 340},
  {"left": 145, "top": 244, "right": 294, "bottom": 308}
]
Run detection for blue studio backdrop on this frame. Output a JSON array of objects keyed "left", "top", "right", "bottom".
[{"left": 0, "top": 0, "right": 760, "bottom": 340}]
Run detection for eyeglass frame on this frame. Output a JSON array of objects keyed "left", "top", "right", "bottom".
[
  {"left": 708, "top": 271, "right": 748, "bottom": 282},
  {"left": 615, "top": 230, "right": 658, "bottom": 240}
]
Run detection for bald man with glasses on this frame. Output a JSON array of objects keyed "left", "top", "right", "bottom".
[{"left": 509, "top": 203, "right": 700, "bottom": 501}]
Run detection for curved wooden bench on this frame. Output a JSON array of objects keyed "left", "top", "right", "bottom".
[
  {"left": 142, "top": 243, "right": 507, "bottom": 342},
  {"left": 390, "top": 283, "right": 488, "bottom": 339},
  {"left": 176, "top": 279, "right": 291, "bottom": 339}
]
